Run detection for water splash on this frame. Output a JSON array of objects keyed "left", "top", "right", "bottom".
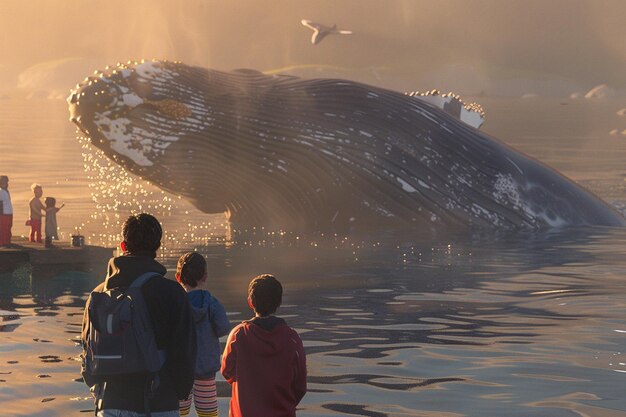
[{"left": 76, "top": 132, "right": 230, "bottom": 251}]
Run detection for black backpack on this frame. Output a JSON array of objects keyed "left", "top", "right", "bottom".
[{"left": 82, "top": 271, "right": 166, "bottom": 414}]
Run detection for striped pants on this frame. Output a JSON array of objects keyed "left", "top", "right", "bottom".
[{"left": 180, "top": 377, "right": 218, "bottom": 417}]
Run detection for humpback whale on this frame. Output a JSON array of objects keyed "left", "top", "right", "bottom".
[{"left": 67, "top": 60, "right": 625, "bottom": 233}]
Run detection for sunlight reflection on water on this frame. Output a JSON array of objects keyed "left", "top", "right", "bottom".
[{"left": 4, "top": 229, "right": 626, "bottom": 416}]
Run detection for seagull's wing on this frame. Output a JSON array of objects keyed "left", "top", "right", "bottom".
[
  {"left": 302, "top": 19, "right": 322, "bottom": 44},
  {"left": 302, "top": 19, "right": 343, "bottom": 45},
  {"left": 301, "top": 19, "right": 317, "bottom": 30},
  {"left": 312, "top": 29, "right": 325, "bottom": 45}
]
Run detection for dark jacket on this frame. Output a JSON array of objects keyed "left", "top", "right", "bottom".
[
  {"left": 188, "top": 289, "right": 231, "bottom": 378},
  {"left": 81, "top": 255, "right": 197, "bottom": 412},
  {"left": 221, "top": 316, "right": 307, "bottom": 417}
]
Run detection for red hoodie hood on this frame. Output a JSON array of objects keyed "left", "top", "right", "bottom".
[{"left": 242, "top": 316, "right": 293, "bottom": 356}]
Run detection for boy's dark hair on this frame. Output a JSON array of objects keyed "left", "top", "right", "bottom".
[
  {"left": 248, "top": 274, "right": 283, "bottom": 316},
  {"left": 177, "top": 252, "right": 206, "bottom": 288},
  {"left": 122, "top": 213, "right": 162, "bottom": 257},
  {"left": 45, "top": 197, "right": 56, "bottom": 208}
]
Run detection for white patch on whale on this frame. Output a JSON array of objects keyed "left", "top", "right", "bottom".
[
  {"left": 492, "top": 174, "right": 567, "bottom": 227},
  {"left": 460, "top": 107, "right": 485, "bottom": 129},
  {"left": 493, "top": 173, "right": 522, "bottom": 208},
  {"left": 94, "top": 111, "right": 180, "bottom": 167},
  {"left": 135, "top": 62, "right": 169, "bottom": 80},
  {"left": 122, "top": 93, "right": 143, "bottom": 107},
  {"left": 397, "top": 178, "right": 417, "bottom": 193},
  {"left": 531, "top": 207, "right": 567, "bottom": 227},
  {"left": 408, "top": 91, "right": 485, "bottom": 129},
  {"left": 94, "top": 115, "right": 153, "bottom": 166}
]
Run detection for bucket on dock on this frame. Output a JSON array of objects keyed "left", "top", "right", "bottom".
[{"left": 71, "top": 235, "right": 85, "bottom": 247}]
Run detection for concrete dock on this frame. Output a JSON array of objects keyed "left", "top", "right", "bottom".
[{"left": 0, "top": 237, "right": 114, "bottom": 272}]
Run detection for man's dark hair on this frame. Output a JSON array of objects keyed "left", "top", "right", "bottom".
[
  {"left": 122, "top": 213, "right": 162, "bottom": 257},
  {"left": 177, "top": 252, "right": 206, "bottom": 288},
  {"left": 248, "top": 274, "right": 283, "bottom": 316}
]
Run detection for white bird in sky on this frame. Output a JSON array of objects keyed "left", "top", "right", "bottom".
[{"left": 301, "top": 19, "right": 353, "bottom": 45}]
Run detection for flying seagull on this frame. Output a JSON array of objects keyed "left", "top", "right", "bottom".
[{"left": 301, "top": 19, "right": 353, "bottom": 45}]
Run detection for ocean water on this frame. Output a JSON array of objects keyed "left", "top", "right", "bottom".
[{"left": 1, "top": 97, "right": 626, "bottom": 416}]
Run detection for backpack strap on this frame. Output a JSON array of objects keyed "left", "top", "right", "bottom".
[
  {"left": 131, "top": 271, "right": 165, "bottom": 417},
  {"left": 129, "top": 271, "right": 168, "bottom": 366},
  {"left": 130, "top": 271, "right": 167, "bottom": 358},
  {"left": 130, "top": 272, "right": 162, "bottom": 288}
]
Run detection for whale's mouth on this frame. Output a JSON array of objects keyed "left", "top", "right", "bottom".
[{"left": 67, "top": 82, "right": 115, "bottom": 139}]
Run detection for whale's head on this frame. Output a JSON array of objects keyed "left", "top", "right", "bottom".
[
  {"left": 67, "top": 60, "right": 211, "bottom": 167},
  {"left": 67, "top": 60, "right": 230, "bottom": 213}
]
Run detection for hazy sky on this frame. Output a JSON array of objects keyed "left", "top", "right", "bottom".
[{"left": 1, "top": 0, "right": 625, "bottom": 96}]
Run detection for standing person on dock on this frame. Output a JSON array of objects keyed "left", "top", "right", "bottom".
[
  {"left": 81, "top": 213, "right": 197, "bottom": 417},
  {"left": 0, "top": 176, "right": 12, "bottom": 247},
  {"left": 176, "top": 252, "right": 231, "bottom": 417},
  {"left": 28, "top": 183, "right": 45, "bottom": 243},
  {"left": 44, "top": 197, "right": 64, "bottom": 247}
]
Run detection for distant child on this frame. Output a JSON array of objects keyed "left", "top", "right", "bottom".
[
  {"left": 44, "top": 197, "right": 64, "bottom": 246},
  {"left": 176, "top": 252, "right": 231, "bottom": 417},
  {"left": 221, "top": 274, "right": 307, "bottom": 417},
  {"left": 28, "top": 183, "right": 45, "bottom": 243}
]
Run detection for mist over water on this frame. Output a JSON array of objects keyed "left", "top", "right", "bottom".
[{"left": 2, "top": 0, "right": 626, "bottom": 98}]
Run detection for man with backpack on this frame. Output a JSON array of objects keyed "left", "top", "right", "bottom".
[{"left": 81, "top": 213, "right": 197, "bottom": 416}]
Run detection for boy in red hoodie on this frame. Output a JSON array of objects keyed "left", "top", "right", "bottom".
[{"left": 221, "top": 274, "right": 307, "bottom": 417}]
